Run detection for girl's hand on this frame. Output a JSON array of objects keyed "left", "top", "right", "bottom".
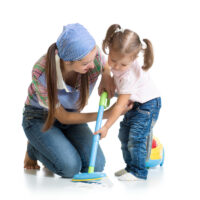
[{"left": 94, "top": 126, "right": 108, "bottom": 139}]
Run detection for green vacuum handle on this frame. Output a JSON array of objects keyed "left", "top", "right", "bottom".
[{"left": 99, "top": 91, "right": 110, "bottom": 108}]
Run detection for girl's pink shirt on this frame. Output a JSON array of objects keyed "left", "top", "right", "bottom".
[{"left": 111, "top": 60, "right": 160, "bottom": 103}]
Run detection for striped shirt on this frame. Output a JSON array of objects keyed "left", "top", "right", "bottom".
[{"left": 25, "top": 46, "right": 105, "bottom": 111}]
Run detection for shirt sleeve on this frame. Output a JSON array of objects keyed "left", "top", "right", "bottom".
[
  {"left": 94, "top": 46, "right": 106, "bottom": 73},
  {"left": 88, "top": 46, "right": 106, "bottom": 83},
  {"left": 32, "top": 60, "right": 49, "bottom": 109}
]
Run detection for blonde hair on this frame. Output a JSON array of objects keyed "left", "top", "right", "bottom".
[{"left": 102, "top": 24, "right": 154, "bottom": 71}]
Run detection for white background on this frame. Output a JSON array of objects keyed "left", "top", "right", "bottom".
[{"left": 0, "top": 0, "right": 200, "bottom": 199}]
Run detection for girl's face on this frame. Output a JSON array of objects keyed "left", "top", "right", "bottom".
[
  {"left": 63, "top": 47, "right": 97, "bottom": 74},
  {"left": 108, "top": 50, "right": 137, "bottom": 71}
]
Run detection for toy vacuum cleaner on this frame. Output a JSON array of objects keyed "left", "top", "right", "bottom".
[
  {"left": 145, "top": 136, "right": 164, "bottom": 168},
  {"left": 72, "top": 92, "right": 110, "bottom": 182}
]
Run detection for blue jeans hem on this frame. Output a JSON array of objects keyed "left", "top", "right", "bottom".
[
  {"left": 126, "top": 167, "right": 147, "bottom": 180},
  {"left": 130, "top": 171, "right": 147, "bottom": 180},
  {"left": 27, "top": 143, "right": 37, "bottom": 160}
]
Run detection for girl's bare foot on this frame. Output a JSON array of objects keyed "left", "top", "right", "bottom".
[{"left": 24, "top": 151, "right": 40, "bottom": 170}]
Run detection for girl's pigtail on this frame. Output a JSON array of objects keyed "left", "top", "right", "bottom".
[
  {"left": 142, "top": 39, "right": 154, "bottom": 71},
  {"left": 43, "top": 43, "right": 58, "bottom": 132},
  {"left": 102, "top": 24, "right": 121, "bottom": 54}
]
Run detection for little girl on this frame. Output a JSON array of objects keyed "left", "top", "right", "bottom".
[{"left": 94, "top": 24, "right": 161, "bottom": 181}]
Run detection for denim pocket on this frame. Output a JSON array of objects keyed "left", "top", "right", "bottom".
[
  {"left": 136, "top": 107, "right": 151, "bottom": 115},
  {"left": 136, "top": 98, "right": 161, "bottom": 116}
]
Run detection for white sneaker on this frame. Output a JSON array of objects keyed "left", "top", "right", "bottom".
[
  {"left": 118, "top": 173, "right": 142, "bottom": 181},
  {"left": 114, "top": 169, "right": 127, "bottom": 177}
]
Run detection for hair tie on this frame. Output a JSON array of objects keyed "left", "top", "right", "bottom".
[
  {"left": 114, "top": 27, "right": 124, "bottom": 34},
  {"left": 109, "top": 27, "right": 124, "bottom": 41}
]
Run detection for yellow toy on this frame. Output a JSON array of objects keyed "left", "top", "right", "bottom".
[{"left": 145, "top": 137, "right": 164, "bottom": 168}]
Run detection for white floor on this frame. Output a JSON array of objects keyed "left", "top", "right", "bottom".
[
  {"left": 0, "top": 160, "right": 169, "bottom": 200},
  {"left": 2, "top": 160, "right": 199, "bottom": 200}
]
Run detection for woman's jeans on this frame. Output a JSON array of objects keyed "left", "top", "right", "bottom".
[
  {"left": 118, "top": 97, "right": 161, "bottom": 179},
  {"left": 22, "top": 105, "right": 105, "bottom": 178}
]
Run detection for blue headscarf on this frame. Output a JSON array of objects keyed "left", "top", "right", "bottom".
[{"left": 56, "top": 23, "right": 96, "bottom": 61}]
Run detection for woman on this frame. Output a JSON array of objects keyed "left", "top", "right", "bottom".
[{"left": 22, "top": 23, "right": 132, "bottom": 178}]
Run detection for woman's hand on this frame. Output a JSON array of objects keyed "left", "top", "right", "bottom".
[
  {"left": 104, "top": 101, "right": 133, "bottom": 119},
  {"left": 94, "top": 125, "right": 108, "bottom": 139},
  {"left": 98, "top": 63, "right": 115, "bottom": 99},
  {"left": 121, "top": 100, "right": 134, "bottom": 115}
]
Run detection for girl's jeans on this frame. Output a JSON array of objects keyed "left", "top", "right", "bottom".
[
  {"left": 22, "top": 105, "right": 105, "bottom": 178},
  {"left": 118, "top": 97, "right": 161, "bottom": 179}
]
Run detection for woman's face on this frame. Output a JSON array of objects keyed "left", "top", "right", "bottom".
[{"left": 64, "top": 47, "right": 97, "bottom": 74}]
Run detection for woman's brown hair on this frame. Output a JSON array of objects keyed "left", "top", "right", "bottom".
[
  {"left": 102, "top": 24, "right": 154, "bottom": 71},
  {"left": 42, "top": 43, "right": 89, "bottom": 132}
]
